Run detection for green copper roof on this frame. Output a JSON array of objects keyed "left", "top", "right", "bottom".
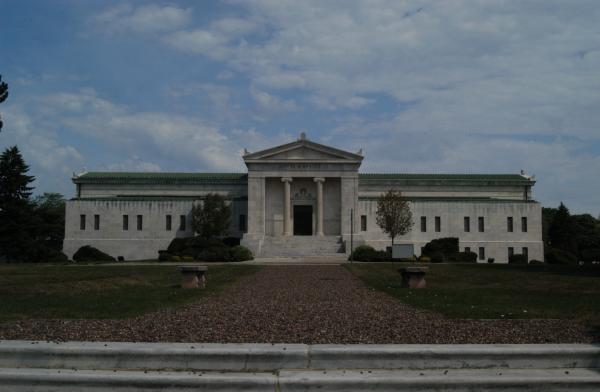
[
  {"left": 74, "top": 172, "right": 247, "bottom": 185},
  {"left": 74, "top": 171, "right": 533, "bottom": 185},
  {"left": 358, "top": 173, "right": 530, "bottom": 181}
]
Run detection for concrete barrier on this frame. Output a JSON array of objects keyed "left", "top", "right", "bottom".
[
  {"left": 309, "top": 344, "right": 600, "bottom": 370},
  {"left": 1, "top": 340, "right": 599, "bottom": 391},
  {"left": 0, "top": 341, "right": 307, "bottom": 371},
  {"left": 1, "top": 341, "right": 598, "bottom": 371}
]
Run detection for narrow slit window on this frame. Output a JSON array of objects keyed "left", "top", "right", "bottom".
[
  {"left": 507, "top": 217, "right": 514, "bottom": 232},
  {"left": 137, "top": 215, "right": 143, "bottom": 231},
  {"left": 94, "top": 214, "right": 100, "bottom": 230},
  {"left": 420, "top": 216, "right": 427, "bottom": 232},
  {"left": 166, "top": 215, "right": 172, "bottom": 231},
  {"left": 521, "top": 217, "right": 528, "bottom": 232},
  {"left": 478, "top": 217, "right": 484, "bottom": 232},
  {"left": 360, "top": 215, "right": 367, "bottom": 231},
  {"left": 464, "top": 217, "right": 470, "bottom": 232},
  {"left": 435, "top": 216, "right": 441, "bottom": 232},
  {"left": 80, "top": 215, "right": 86, "bottom": 230},
  {"left": 179, "top": 215, "right": 186, "bottom": 231},
  {"left": 123, "top": 215, "right": 129, "bottom": 231},
  {"left": 508, "top": 247, "right": 514, "bottom": 259},
  {"left": 522, "top": 247, "right": 528, "bottom": 261},
  {"left": 478, "top": 247, "right": 485, "bottom": 261}
]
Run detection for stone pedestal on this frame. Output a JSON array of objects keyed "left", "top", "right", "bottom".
[
  {"left": 179, "top": 266, "right": 208, "bottom": 289},
  {"left": 399, "top": 267, "right": 428, "bottom": 289}
]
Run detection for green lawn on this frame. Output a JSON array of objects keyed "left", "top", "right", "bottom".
[
  {"left": 0, "top": 264, "right": 260, "bottom": 321},
  {"left": 346, "top": 263, "right": 600, "bottom": 324}
]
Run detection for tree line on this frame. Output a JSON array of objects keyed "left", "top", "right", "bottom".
[{"left": 543, "top": 203, "right": 600, "bottom": 262}]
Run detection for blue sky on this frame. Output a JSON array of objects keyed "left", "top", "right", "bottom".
[{"left": 0, "top": 0, "right": 599, "bottom": 214}]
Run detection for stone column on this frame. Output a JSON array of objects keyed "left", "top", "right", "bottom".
[
  {"left": 282, "top": 177, "right": 293, "bottom": 236},
  {"left": 314, "top": 177, "right": 325, "bottom": 236}
]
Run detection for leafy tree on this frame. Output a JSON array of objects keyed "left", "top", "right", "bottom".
[
  {"left": 0, "top": 146, "right": 36, "bottom": 261},
  {"left": 0, "top": 75, "right": 7, "bottom": 131},
  {"left": 191, "top": 193, "right": 231, "bottom": 239},
  {"left": 375, "top": 190, "right": 413, "bottom": 248},
  {"left": 33, "top": 193, "right": 66, "bottom": 255}
]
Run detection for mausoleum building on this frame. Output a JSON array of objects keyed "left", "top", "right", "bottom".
[{"left": 63, "top": 135, "right": 543, "bottom": 261}]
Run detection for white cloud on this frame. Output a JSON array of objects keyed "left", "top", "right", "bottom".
[
  {"left": 0, "top": 106, "right": 85, "bottom": 197},
  {"left": 250, "top": 88, "right": 298, "bottom": 111},
  {"left": 104, "top": 157, "right": 161, "bottom": 172},
  {"left": 94, "top": 3, "right": 192, "bottom": 34}
]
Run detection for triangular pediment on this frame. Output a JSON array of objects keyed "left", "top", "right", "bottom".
[{"left": 243, "top": 137, "right": 363, "bottom": 163}]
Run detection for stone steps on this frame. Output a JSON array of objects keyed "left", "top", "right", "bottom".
[
  {"left": 1, "top": 341, "right": 599, "bottom": 391},
  {"left": 260, "top": 235, "right": 345, "bottom": 257}
]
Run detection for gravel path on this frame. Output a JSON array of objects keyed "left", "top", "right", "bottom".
[{"left": 0, "top": 265, "right": 594, "bottom": 343}]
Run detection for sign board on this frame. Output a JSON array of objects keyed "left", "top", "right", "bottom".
[{"left": 392, "top": 244, "right": 414, "bottom": 260}]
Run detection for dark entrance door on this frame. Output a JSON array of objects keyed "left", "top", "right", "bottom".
[{"left": 293, "top": 205, "right": 313, "bottom": 235}]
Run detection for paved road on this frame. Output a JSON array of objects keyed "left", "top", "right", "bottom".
[{"left": 0, "top": 265, "right": 592, "bottom": 343}]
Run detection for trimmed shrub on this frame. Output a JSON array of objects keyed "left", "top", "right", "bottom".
[
  {"left": 422, "top": 238, "right": 459, "bottom": 261},
  {"left": 349, "top": 245, "right": 391, "bottom": 262},
  {"left": 508, "top": 254, "right": 528, "bottom": 264},
  {"left": 182, "top": 256, "right": 194, "bottom": 262},
  {"left": 180, "top": 247, "right": 198, "bottom": 257},
  {"left": 487, "top": 258, "right": 495, "bottom": 264},
  {"left": 349, "top": 245, "right": 377, "bottom": 261},
  {"left": 430, "top": 251, "right": 444, "bottom": 263},
  {"left": 223, "top": 237, "right": 241, "bottom": 247},
  {"left": 545, "top": 248, "right": 578, "bottom": 265},
  {"left": 529, "top": 259, "right": 544, "bottom": 265},
  {"left": 73, "top": 246, "right": 115, "bottom": 263},
  {"left": 44, "top": 250, "right": 69, "bottom": 263},
  {"left": 167, "top": 237, "right": 189, "bottom": 254},
  {"left": 230, "top": 245, "right": 253, "bottom": 261},
  {"left": 169, "top": 255, "right": 181, "bottom": 262},
  {"left": 197, "top": 246, "right": 231, "bottom": 262},
  {"left": 449, "top": 251, "right": 477, "bottom": 263},
  {"left": 158, "top": 250, "right": 171, "bottom": 262},
  {"left": 581, "top": 248, "right": 600, "bottom": 263},
  {"left": 117, "top": 256, "right": 125, "bottom": 262},
  {"left": 418, "top": 255, "right": 431, "bottom": 263}
]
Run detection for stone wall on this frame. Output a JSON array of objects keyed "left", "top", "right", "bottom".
[
  {"left": 357, "top": 199, "right": 543, "bottom": 263},
  {"left": 64, "top": 199, "right": 247, "bottom": 261}
]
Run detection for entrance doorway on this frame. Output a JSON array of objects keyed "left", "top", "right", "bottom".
[{"left": 293, "top": 205, "right": 313, "bottom": 235}]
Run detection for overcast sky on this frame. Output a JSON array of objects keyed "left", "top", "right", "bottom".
[{"left": 0, "top": 0, "right": 599, "bottom": 214}]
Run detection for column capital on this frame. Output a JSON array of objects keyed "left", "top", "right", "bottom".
[
  {"left": 281, "top": 177, "right": 293, "bottom": 183},
  {"left": 313, "top": 177, "right": 326, "bottom": 183}
]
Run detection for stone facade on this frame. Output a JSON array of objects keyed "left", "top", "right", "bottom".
[{"left": 63, "top": 135, "right": 543, "bottom": 262}]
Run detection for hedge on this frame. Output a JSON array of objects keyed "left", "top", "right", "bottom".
[
  {"left": 73, "top": 245, "right": 115, "bottom": 263},
  {"left": 163, "top": 236, "right": 252, "bottom": 262},
  {"left": 508, "top": 254, "right": 528, "bottom": 264},
  {"left": 545, "top": 248, "right": 578, "bottom": 265},
  {"left": 422, "top": 238, "right": 459, "bottom": 261},
  {"left": 349, "top": 245, "right": 390, "bottom": 262},
  {"left": 581, "top": 248, "right": 600, "bottom": 263}
]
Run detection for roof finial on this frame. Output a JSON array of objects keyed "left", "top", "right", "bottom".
[{"left": 299, "top": 132, "right": 306, "bottom": 141}]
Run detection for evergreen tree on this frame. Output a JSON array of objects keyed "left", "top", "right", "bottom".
[
  {"left": 548, "top": 202, "right": 577, "bottom": 254},
  {"left": 0, "top": 146, "right": 36, "bottom": 261},
  {"left": 0, "top": 75, "right": 8, "bottom": 131}
]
